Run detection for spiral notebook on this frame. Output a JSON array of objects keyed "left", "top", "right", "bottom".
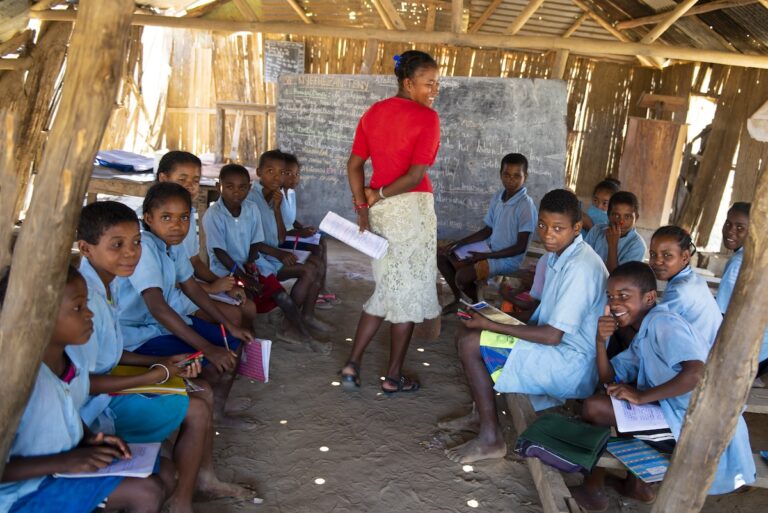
[{"left": 237, "top": 339, "right": 272, "bottom": 382}]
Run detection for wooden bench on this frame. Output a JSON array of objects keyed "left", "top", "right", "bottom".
[{"left": 746, "top": 386, "right": 768, "bottom": 414}]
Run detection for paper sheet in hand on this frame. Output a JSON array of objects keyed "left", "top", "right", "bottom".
[
  {"left": 460, "top": 300, "right": 525, "bottom": 326},
  {"left": 319, "top": 211, "right": 388, "bottom": 259},
  {"left": 208, "top": 291, "right": 243, "bottom": 306},
  {"left": 55, "top": 443, "right": 160, "bottom": 478},
  {"left": 453, "top": 241, "right": 491, "bottom": 261},
  {"left": 296, "top": 233, "right": 321, "bottom": 245},
  {"left": 288, "top": 249, "right": 311, "bottom": 264},
  {"left": 610, "top": 396, "right": 669, "bottom": 433}
]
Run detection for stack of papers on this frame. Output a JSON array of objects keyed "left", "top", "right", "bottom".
[
  {"left": 460, "top": 300, "right": 525, "bottom": 326},
  {"left": 453, "top": 241, "right": 491, "bottom": 261},
  {"left": 319, "top": 211, "right": 388, "bottom": 260}
]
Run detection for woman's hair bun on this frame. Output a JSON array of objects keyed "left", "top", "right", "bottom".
[{"left": 394, "top": 50, "right": 437, "bottom": 83}]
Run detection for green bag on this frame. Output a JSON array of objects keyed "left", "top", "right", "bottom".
[{"left": 515, "top": 413, "right": 611, "bottom": 473}]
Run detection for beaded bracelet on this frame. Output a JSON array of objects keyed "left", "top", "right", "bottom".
[
  {"left": 150, "top": 363, "right": 170, "bottom": 384},
  {"left": 354, "top": 203, "right": 369, "bottom": 211}
]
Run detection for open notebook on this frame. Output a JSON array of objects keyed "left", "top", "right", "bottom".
[{"left": 55, "top": 443, "right": 160, "bottom": 479}]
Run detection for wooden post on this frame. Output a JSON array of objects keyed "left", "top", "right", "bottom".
[
  {"left": 452, "top": 0, "right": 464, "bottom": 34},
  {"left": 0, "top": 113, "right": 17, "bottom": 270},
  {"left": 551, "top": 50, "right": 569, "bottom": 80},
  {"left": 0, "top": 0, "right": 134, "bottom": 475},
  {"left": 214, "top": 104, "right": 226, "bottom": 163},
  {"left": 650, "top": 144, "right": 768, "bottom": 513},
  {"left": 361, "top": 38, "right": 379, "bottom": 74}
]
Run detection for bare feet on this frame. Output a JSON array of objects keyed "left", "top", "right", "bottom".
[
  {"left": 437, "top": 410, "right": 480, "bottom": 432},
  {"left": 611, "top": 474, "right": 656, "bottom": 504},
  {"left": 569, "top": 485, "right": 609, "bottom": 512},
  {"left": 445, "top": 433, "right": 507, "bottom": 463},
  {"left": 166, "top": 496, "right": 195, "bottom": 513},
  {"left": 197, "top": 472, "right": 256, "bottom": 499}
]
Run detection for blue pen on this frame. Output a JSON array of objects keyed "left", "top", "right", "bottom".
[
  {"left": 614, "top": 377, "right": 632, "bottom": 410},
  {"left": 229, "top": 263, "right": 237, "bottom": 276}
]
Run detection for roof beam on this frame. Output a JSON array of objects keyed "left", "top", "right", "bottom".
[
  {"left": 29, "top": 9, "right": 768, "bottom": 70},
  {"left": 640, "top": 0, "right": 700, "bottom": 44},
  {"left": 452, "top": 0, "right": 463, "bottom": 33},
  {"left": 371, "top": 0, "right": 395, "bottom": 30},
  {"left": 468, "top": 0, "right": 503, "bottom": 33},
  {"left": 284, "top": 0, "right": 313, "bottom": 24},
  {"left": 562, "top": 12, "right": 589, "bottom": 38},
  {"left": 507, "top": 0, "right": 547, "bottom": 35},
  {"left": 378, "top": 0, "right": 407, "bottom": 30},
  {"left": 617, "top": 0, "right": 756, "bottom": 30},
  {"left": 231, "top": 0, "right": 258, "bottom": 21}
]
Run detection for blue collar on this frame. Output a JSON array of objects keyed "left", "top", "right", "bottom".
[
  {"left": 668, "top": 264, "right": 693, "bottom": 284},
  {"left": 141, "top": 230, "right": 170, "bottom": 252},
  {"left": 79, "top": 257, "right": 108, "bottom": 299},
  {"left": 548, "top": 234, "right": 584, "bottom": 272},
  {"left": 500, "top": 187, "right": 528, "bottom": 206}
]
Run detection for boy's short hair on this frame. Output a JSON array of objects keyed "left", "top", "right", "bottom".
[
  {"left": 593, "top": 179, "right": 620, "bottom": 195},
  {"left": 608, "top": 191, "right": 640, "bottom": 215},
  {"left": 729, "top": 202, "right": 751, "bottom": 217},
  {"left": 500, "top": 153, "right": 528, "bottom": 175},
  {"left": 610, "top": 261, "right": 657, "bottom": 294},
  {"left": 77, "top": 201, "right": 140, "bottom": 245},
  {"left": 0, "top": 265, "right": 82, "bottom": 308},
  {"left": 142, "top": 182, "right": 192, "bottom": 230},
  {"left": 540, "top": 189, "right": 581, "bottom": 224},
  {"left": 157, "top": 151, "right": 201, "bottom": 180},
  {"left": 258, "top": 149, "right": 287, "bottom": 169},
  {"left": 219, "top": 163, "right": 250, "bottom": 183},
  {"left": 283, "top": 152, "right": 299, "bottom": 167}
]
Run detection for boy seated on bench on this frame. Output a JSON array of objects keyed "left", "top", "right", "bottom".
[
  {"left": 444, "top": 189, "right": 607, "bottom": 464},
  {"left": 571, "top": 262, "right": 755, "bottom": 511}
]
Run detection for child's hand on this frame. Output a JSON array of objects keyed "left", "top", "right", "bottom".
[
  {"left": 466, "top": 251, "right": 489, "bottom": 263},
  {"left": 437, "top": 241, "right": 456, "bottom": 255},
  {"left": 226, "top": 285, "right": 247, "bottom": 302},
  {"left": 244, "top": 275, "right": 263, "bottom": 295},
  {"left": 164, "top": 354, "right": 202, "bottom": 379},
  {"left": 206, "top": 346, "right": 238, "bottom": 372},
  {"left": 299, "top": 227, "right": 317, "bottom": 237},
  {"left": 606, "top": 222, "right": 621, "bottom": 247},
  {"left": 271, "top": 189, "right": 284, "bottom": 208},
  {"left": 210, "top": 276, "right": 235, "bottom": 294},
  {"left": 279, "top": 251, "right": 298, "bottom": 266},
  {"left": 356, "top": 208, "right": 370, "bottom": 233},
  {"left": 606, "top": 383, "right": 644, "bottom": 404},
  {"left": 229, "top": 325, "right": 254, "bottom": 344},
  {"left": 63, "top": 446, "right": 127, "bottom": 473},
  {"left": 461, "top": 311, "right": 491, "bottom": 330},
  {"left": 83, "top": 432, "right": 131, "bottom": 459},
  {"left": 597, "top": 305, "right": 618, "bottom": 343}
]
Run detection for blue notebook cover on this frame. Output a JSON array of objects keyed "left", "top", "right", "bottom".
[{"left": 607, "top": 438, "right": 670, "bottom": 483}]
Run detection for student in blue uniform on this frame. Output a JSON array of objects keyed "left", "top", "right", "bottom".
[
  {"left": 443, "top": 189, "right": 607, "bottom": 464},
  {"left": 716, "top": 202, "right": 768, "bottom": 376},
  {"left": 584, "top": 191, "right": 646, "bottom": 272},
  {"left": 437, "top": 153, "right": 538, "bottom": 309},
  {"left": 247, "top": 150, "right": 333, "bottom": 335},
  {"left": 649, "top": 225, "right": 722, "bottom": 350},
  {"left": 581, "top": 178, "right": 620, "bottom": 235},
  {"left": 117, "top": 182, "right": 254, "bottom": 426},
  {"left": 204, "top": 164, "right": 330, "bottom": 353},
  {"left": 77, "top": 201, "right": 253, "bottom": 513},
  {"left": 571, "top": 262, "right": 755, "bottom": 511},
  {"left": 0, "top": 266, "right": 170, "bottom": 513}
]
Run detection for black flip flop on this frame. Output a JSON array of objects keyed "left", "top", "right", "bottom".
[
  {"left": 381, "top": 375, "right": 420, "bottom": 395},
  {"left": 340, "top": 361, "right": 361, "bottom": 388}
]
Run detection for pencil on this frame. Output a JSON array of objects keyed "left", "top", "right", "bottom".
[
  {"left": 219, "top": 323, "right": 230, "bottom": 352},
  {"left": 293, "top": 235, "right": 299, "bottom": 250}
]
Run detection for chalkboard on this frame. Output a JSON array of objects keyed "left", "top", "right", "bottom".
[
  {"left": 264, "top": 41, "right": 305, "bottom": 83},
  {"left": 277, "top": 74, "right": 566, "bottom": 239}
]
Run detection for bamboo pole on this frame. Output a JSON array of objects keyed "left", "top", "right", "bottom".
[
  {"left": 552, "top": 50, "right": 570, "bottom": 79},
  {"left": 650, "top": 143, "right": 768, "bottom": 513},
  {"left": 468, "top": 0, "right": 502, "bottom": 34},
  {"left": 507, "top": 0, "right": 547, "bottom": 35},
  {"left": 284, "top": 0, "right": 312, "bottom": 24},
  {"left": 379, "top": 0, "right": 407, "bottom": 30},
  {"left": 0, "top": 112, "right": 16, "bottom": 270},
  {"left": 640, "top": 0, "right": 700, "bottom": 44},
  {"left": 617, "top": 0, "right": 756, "bottom": 29},
  {"left": 562, "top": 12, "right": 589, "bottom": 38},
  {"left": 452, "top": 0, "right": 464, "bottom": 33},
  {"left": 361, "top": 38, "right": 379, "bottom": 74},
  {"left": 426, "top": 4, "right": 437, "bottom": 31},
  {"left": 0, "top": 0, "right": 134, "bottom": 474},
  {"left": 29, "top": 9, "right": 768, "bottom": 69},
  {"left": 371, "top": 0, "right": 395, "bottom": 30}
]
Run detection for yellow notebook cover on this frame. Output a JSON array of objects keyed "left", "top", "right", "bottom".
[{"left": 110, "top": 365, "right": 187, "bottom": 395}]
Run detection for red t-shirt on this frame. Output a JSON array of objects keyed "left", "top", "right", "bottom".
[{"left": 351, "top": 97, "right": 441, "bottom": 193}]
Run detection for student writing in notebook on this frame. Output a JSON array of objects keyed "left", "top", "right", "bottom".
[
  {"left": 77, "top": 201, "right": 255, "bottom": 513},
  {"left": 437, "top": 153, "right": 537, "bottom": 310},
  {"left": 0, "top": 266, "right": 172, "bottom": 513},
  {"left": 571, "top": 261, "right": 755, "bottom": 510},
  {"left": 204, "top": 164, "right": 330, "bottom": 353}
]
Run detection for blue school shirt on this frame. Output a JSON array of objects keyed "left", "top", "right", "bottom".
[
  {"left": 281, "top": 188, "right": 297, "bottom": 230},
  {"left": 715, "top": 248, "right": 768, "bottom": 362},
  {"left": 495, "top": 235, "right": 608, "bottom": 410},
  {"left": 611, "top": 303, "right": 755, "bottom": 494},
  {"left": 203, "top": 198, "right": 267, "bottom": 277},
  {"left": 0, "top": 346, "right": 90, "bottom": 510},
  {"left": 246, "top": 181, "right": 283, "bottom": 276},
  {"left": 117, "top": 230, "right": 195, "bottom": 350},
  {"left": 79, "top": 258, "right": 125, "bottom": 429},
  {"left": 581, "top": 205, "right": 609, "bottom": 236},
  {"left": 660, "top": 265, "right": 722, "bottom": 350},
  {"left": 482, "top": 187, "right": 538, "bottom": 276},
  {"left": 584, "top": 224, "right": 647, "bottom": 265}
]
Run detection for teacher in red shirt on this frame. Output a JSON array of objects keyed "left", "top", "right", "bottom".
[{"left": 341, "top": 50, "right": 441, "bottom": 394}]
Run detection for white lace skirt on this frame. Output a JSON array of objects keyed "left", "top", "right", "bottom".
[{"left": 363, "top": 192, "right": 441, "bottom": 324}]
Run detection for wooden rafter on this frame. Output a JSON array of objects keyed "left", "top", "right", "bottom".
[
  {"left": 426, "top": 4, "right": 437, "bottom": 31},
  {"left": 284, "top": 0, "right": 313, "bottom": 24},
  {"left": 562, "top": 12, "right": 589, "bottom": 38},
  {"left": 640, "top": 0, "right": 699, "bottom": 44},
  {"left": 757, "top": 0, "right": 768, "bottom": 9},
  {"left": 231, "top": 0, "right": 258, "bottom": 21},
  {"left": 186, "top": 0, "right": 229, "bottom": 17},
  {"left": 617, "top": 0, "right": 756, "bottom": 30},
  {"left": 378, "top": 0, "right": 407, "bottom": 30},
  {"left": 29, "top": 10, "right": 768, "bottom": 69},
  {"left": 507, "top": 0, "right": 547, "bottom": 35},
  {"left": 468, "top": 0, "right": 503, "bottom": 34},
  {"left": 371, "top": 0, "right": 395, "bottom": 30},
  {"left": 0, "top": 30, "right": 33, "bottom": 57},
  {"left": 452, "top": 0, "right": 463, "bottom": 33}
]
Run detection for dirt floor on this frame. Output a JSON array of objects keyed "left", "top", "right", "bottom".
[{"left": 199, "top": 240, "right": 768, "bottom": 513}]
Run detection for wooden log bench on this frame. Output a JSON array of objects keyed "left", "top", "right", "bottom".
[{"left": 505, "top": 391, "right": 768, "bottom": 513}]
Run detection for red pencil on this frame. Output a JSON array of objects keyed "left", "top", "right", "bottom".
[
  {"left": 219, "top": 323, "right": 230, "bottom": 352},
  {"left": 293, "top": 235, "right": 299, "bottom": 250}
]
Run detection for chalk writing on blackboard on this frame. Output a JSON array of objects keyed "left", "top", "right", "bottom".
[{"left": 264, "top": 41, "right": 305, "bottom": 83}]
